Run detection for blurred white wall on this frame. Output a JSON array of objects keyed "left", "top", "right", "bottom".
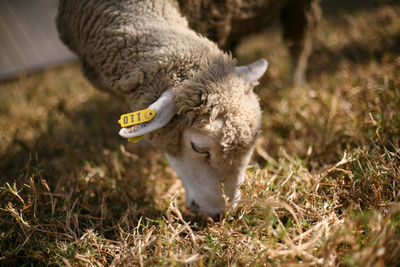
[{"left": 0, "top": 0, "right": 76, "bottom": 80}]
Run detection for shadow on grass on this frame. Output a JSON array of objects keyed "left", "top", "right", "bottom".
[
  {"left": 1, "top": 95, "right": 122, "bottom": 180},
  {"left": 308, "top": 0, "right": 400, "bottom": 79},
  {"left": 308, "top": 25, "right": 400, "bottom": 81},
  {"left": 321, "top": 0, "right": 400, "bottom": 17},
  {"left": 0, "top": 94, "right": 174, "bottom": 241}
]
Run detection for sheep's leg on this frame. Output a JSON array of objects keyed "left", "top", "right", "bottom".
[{"left": 281, "top": 0, "right": 321, "bottom": 85}]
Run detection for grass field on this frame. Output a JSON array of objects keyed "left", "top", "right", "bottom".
[{"left": 1, "top": 1, "right": 400, "bottom": 266}]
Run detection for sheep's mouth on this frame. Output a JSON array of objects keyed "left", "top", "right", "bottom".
[{"left": 119, "top": 122, "right": 149, "bottom": 138}]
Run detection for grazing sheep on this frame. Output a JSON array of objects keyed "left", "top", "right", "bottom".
[{"left": 56, "top": 0, "right": 315, "bottom": 216}]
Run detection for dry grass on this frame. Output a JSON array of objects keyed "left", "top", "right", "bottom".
[{"left": 1, "top": 1, "right": 400, "bottom": 266}]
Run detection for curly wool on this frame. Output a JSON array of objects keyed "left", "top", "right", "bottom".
[
  {"left": 57, "top": 0, "right": 261, "bottom": 155},
  {"left": 58, "top": 0, "right": 220, "bottom": 105},
  {"left": 174, "top": 58, "right": 261, "bottom": 154}
]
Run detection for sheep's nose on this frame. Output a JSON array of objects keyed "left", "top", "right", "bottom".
[
  {"left": 187, "top": 201, "right": 224, "bottom": 219},
  {"left": 188, "top": 200, "right": 200, "bottom": 214}
]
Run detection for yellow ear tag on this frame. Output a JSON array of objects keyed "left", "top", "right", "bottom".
[
  {"left": 118, "top": 109, "right": 157, "bottom": 143},
  {"left": 127, "top": 135, "right": 145, "bottom": 143}
]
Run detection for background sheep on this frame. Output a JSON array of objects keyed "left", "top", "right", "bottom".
[
  {"left": 56, "top": 0, "right": 317, "bottom": 216},
  {"left": 178, "top": 0, "right": 321, "bottom": 84}
]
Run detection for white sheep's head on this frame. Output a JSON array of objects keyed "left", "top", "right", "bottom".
[{"left": 120, "top": 58, "right": 268, "bottom": 217}]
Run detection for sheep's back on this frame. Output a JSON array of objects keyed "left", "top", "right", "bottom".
[{"left": 56, "top": 0, "right": 226, "bottom": 110}]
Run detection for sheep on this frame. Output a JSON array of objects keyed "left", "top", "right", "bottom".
[
  {"left": 178, "top": 0, "right": 321, "bottom": 85},
  {"left": 56, "top": 0, "right": 316, "bottom": 216}
]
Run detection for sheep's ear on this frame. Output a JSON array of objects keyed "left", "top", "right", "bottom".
[
  {"left": 119, "top": 88, "right": 177, "bottom": 138},
  {"left": 235, "top": 58, "right": 268, "bottom": 82}
]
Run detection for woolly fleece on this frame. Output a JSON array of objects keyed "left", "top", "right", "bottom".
[{"left": 57, "top": 0, "right": 262, "bottom": 156}]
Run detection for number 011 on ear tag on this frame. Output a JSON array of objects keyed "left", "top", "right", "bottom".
[{"left": 118, "top": 109, "right": 157, "bottom": 143}]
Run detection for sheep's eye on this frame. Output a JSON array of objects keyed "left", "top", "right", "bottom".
[{"left": 191, "top": 142, "right": 210, "bottom": 158}]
